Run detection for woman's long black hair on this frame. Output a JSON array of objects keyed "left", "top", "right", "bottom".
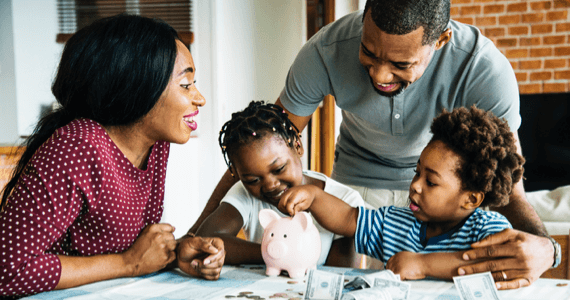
[{"left": 1, "top": 14, "right": 180, "bottom": 210}]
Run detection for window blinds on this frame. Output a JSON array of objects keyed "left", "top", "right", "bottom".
[{"left": 56, "top": 0, "right": 193, "bottom": 44}]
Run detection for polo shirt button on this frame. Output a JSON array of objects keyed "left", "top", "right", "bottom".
[{"left": 394, "top": 114, "right": 401, "bottom": 119}]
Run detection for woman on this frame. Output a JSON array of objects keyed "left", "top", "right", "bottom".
[{"left": 0, "top": 15, "right": 225, "bottom": 297}]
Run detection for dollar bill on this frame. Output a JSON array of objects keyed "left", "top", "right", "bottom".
[
  {"left": 304, "top": 269, "right": 344, "bottom": 300},
  {"left": 372, "top": 278, "right": 411, "bottom": 300},
  {"left": 344, "top": 270, "right": 399, "bottom": 291},
  {"left": 452, "top": 272, "right": 501, "bottom": 300},
  {"left": 344, "top": 276, "right": 371, "bottom": 291},
  {"left": 341, "top": 286, "right": 392, "bottom": 300}
]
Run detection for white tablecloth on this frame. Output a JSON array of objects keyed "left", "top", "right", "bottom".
[{"left": 22, "top": 265, "right": 570, "bottom": 300}]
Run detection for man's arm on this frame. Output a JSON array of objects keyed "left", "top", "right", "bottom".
[
  {"left": 275, "top": 98, "right": 312, "bottom": 133},
  {"left": 491, "top": 131, "right": 548, "bottom": 236},
  {"left": 460, "top": 131, "right": 554, "bottom": 290}
]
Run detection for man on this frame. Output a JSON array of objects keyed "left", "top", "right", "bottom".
[{"left": 184, "top": 0, "right": 559, "bottom": 289}]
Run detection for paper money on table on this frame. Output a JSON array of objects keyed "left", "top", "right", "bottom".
[
  {"left": 344, "top": 270, "right": 399, "bottom": 291},
  {"left": 304, "top": 269, "right": 344, "bottom": 300},
  {"left": 452, "top": 272, "right": 501, "bottom": 300},
  {"left": 341, "top": 286, "right": 392, "bottom": 300},
  {"left": 372, "top": 278, "right": 411, "bottom": 300}
]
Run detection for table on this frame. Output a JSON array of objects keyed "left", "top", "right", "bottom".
[{"left": 23, "top": 265, "right": 570, "bottom": 300}]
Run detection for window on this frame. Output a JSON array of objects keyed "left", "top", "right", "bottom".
[{"left": 56, "top": 0, "right": 193, "bottom": 45}]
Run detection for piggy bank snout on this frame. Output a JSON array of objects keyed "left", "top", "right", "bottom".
[{"left": 266, "top": 240, "right": 288, "bottom": 259}]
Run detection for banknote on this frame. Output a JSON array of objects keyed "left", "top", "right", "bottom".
[
  {"left": 372, "top": 278, "right": 411, "bottom": 300},
  {"left": 304, "top": 269, "right": 344, "bottom": 300},
  {"left": 344, "top": 270, "right": 399, "bottom": 291},
  {"left": 452, "top": 272, "right": 501, "bottom": 300},
  {"left": 340, "top": 286, "right": 392, "bottom": 300},
  {"left": 344, "top": 276, "right": 371, "bottom": 291}
]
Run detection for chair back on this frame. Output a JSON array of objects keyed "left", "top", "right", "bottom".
[{"left": 540, "top": 231, "right": 569, "bottom": 279}]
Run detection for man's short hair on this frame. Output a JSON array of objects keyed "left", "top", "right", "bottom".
[{"left": 363, "top": 0, "right": 450, "bottom": 45}]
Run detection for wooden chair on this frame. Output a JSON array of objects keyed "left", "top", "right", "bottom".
[{"left": 540, "top": 230, "right": 569, "bottom": 279}]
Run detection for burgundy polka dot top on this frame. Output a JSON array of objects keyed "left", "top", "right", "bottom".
[{"left": 0, "top": 118, "right": 170, "bottom": 297}]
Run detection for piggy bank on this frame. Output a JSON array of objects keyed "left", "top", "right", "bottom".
[{"left": 259, "top": 209, "right": 321, "bottom": 278}]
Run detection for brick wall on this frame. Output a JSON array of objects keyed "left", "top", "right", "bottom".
[{"left": 451, "top": 0, "right": 570, "bottom": 94}]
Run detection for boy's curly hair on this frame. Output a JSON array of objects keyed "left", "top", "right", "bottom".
[
  {"left": 430, "top": 106, "right": 525, "bottom": 207},
  {"left": 218, "top": 101, "right": 301, "bottom": 176}
]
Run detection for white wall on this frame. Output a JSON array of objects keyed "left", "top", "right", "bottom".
[
  {"left": 0, "top": 0, "right": 19, "bottom": 144},
  {"left": 11, "top": 0, "right": 62, "bottom": 139},
  {"left": 161, "top": 0, "right": 307, "bottom": 237}
]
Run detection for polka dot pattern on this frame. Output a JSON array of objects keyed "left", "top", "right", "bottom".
[{"left": 0, "top": 118, "right": 170, "bottom": 297}]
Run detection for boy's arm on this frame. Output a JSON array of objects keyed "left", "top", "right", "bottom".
[
  {"left": 192, "top": 203, "right": 264, "bottom": 265},
  {"left": 278, "top": 185, "right": 359, "bottom": 237},
  {"left": 386, "top": 251, "right": 485, "bottom": 280}
]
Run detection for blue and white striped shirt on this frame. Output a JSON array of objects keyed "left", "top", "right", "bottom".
[{"left": 354, "top": 206, "right": 512, "bottom": 263}]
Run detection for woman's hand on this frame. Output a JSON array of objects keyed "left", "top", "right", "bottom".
[
  {"left": 278, "top": 185, "right": 320, "bottom": 216},
  {"left": 177, "top": 235, "right": 225, "bottom": 280},
  {"left": 122, "top": 223, "right": 177, "bottom": 277},
  {"left": 458, "top": 228, "right": 553, "bottom": 290},
  {"left": 386, "top": 251, "right": 426, "bottom": 280}
]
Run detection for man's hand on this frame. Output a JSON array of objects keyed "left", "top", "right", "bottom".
[
  {"left": 458, "top": 228, "right": 553, "bottom": 290},
  {"left": 386, "top": 251, "right": 426, "bottom": 280},
  {"left": 177, "top": 235, "right": 225, "bottom": 280}
]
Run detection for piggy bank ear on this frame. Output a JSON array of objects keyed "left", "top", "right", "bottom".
[
  {"left": 259, "top": 209, "right": 281, "bottom": 228},
  {"left": 293, "top": 211, "right": 312, "bottom": 231}
]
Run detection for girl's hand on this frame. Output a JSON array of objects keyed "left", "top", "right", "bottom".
[
  {"left": 386, "top": 251, "right": 426, "bottom": 280},
  {"left": 122, "top": 223, "right": 177, "bottom": 277},
  {"left": 177, "top": 235, "right": 225, "bottom": 280},
  {"left": 278, "top": 185, "right": 320, "bottom": 216}
]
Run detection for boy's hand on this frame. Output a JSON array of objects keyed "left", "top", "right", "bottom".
[
  {"left": 386, "top": 251, "right": 426, "bottom": 280},
  {"left": 278, "top": 185, "right": 320, "bottom": 216},
  {"left": 177, "top": 235, "right": 225, "bottom": 280}
]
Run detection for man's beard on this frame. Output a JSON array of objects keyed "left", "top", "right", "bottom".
[{"left": 370, "top": 77, "right": 409, "bottom": 97}]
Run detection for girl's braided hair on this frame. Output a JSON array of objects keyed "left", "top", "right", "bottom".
[
  {"left": 219, "top": 101, "right": 301, "bottom": 175},
  {"left": 430, "top": 105, "right": 525, "bottom": 207}
]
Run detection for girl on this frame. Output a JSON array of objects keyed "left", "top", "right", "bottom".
[
  {"left": 279, "top": 106, "right": 524, "bottom": 282},
  {"left": 189, "top": 101, "right": 365, "bottom": 269},
  {"left": 0, "top": 14, "right": 224, "bottom": 297}
]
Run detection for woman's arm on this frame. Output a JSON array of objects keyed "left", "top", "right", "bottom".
[{"left": 56, "top": 223, "right": 176, "bottom": 289}]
